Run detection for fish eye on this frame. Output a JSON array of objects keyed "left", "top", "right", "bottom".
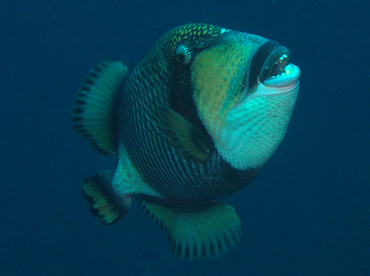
[{"left": 175, "top": 44, "right": 192, "bottom": 64}]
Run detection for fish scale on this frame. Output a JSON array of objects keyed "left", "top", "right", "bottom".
[{"left": 121, "top": 51, "right": 229, "bottom": 200}]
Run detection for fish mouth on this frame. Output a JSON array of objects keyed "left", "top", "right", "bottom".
[{"left": 249, "top": 40, "right": 300, "bottom": 88}]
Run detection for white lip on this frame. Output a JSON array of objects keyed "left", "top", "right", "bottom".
[{"left": 263, "top": 63, "right": 300, "bottom": 87}]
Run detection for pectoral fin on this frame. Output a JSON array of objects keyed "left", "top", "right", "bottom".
[{"left": 159, "top": 106, "right": 213, "bottom": 161}]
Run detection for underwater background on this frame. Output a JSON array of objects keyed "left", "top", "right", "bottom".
[{"left": 0, "top": 0, "right": 369, "bottom": 275}]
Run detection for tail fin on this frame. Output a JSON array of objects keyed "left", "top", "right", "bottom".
[
  {"left": 82, "top": 170, "right": 131, "bottom": 224},
  {"left": 137, "top": 195, "right": 242, "bottom": 260}
]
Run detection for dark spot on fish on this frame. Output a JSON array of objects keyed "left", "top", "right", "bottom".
[
  {"left": 72, "top": 124, "right": 84, "bottom": 129},
  {"left": 74, "top": 99, "right": 87, "bottom": 105},
  {"left": 193, "top": 246, "right": 198, "bottom": 259},
  {"left": 176, "top": 244, "right": 182, "bottom": 256},
  {"left": 171, "top": 240, "right": 176, "bottom": 251},
  {"left": 201, "top": 244, "right": 206, "bottom": 258},
  {"left": 217, "top": 239, "right": 223, "bottom": 251},
  {"left": 185, "top": 246, "right": 190, "bottom": 259},
  {"left": 210, "top": 243, "right": 216, "bottom": 257},
  {"left": 224, "top": 233, "right": 231, "bottom": 249},
  {"left": 89, "top": 206, "right": 99, "bottom": 216},
  {"left": 89, "top": 72, "right": 98, "bottom": 79},
  {"left": 94, "top": 66, "right": 103, "bottom": 73},
  {"left": 85, "top": 79, "right": 94, "bottom": 85},
  {"left": 231, "top": 232, "right": 238, "bottom": 245},
  {"left": 72, "top": 116, "right": 83, "bottom": 123},
  {"left": 73, "top": 107, "right": 84, "bottom": 114},
  {"left": 80, "top": 87, "right": 90, "bottom": 92}
]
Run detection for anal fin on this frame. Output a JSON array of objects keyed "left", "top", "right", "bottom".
[
  {"left": 137, "top": 195, "right": 242, "bottom": 260},
  {"left": 82, "top": 170, "right": 131, "bottom": 224}
]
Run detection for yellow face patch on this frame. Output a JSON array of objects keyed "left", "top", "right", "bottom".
[{"left": 191, "top": 36, "right": 256, "bottom": 140}]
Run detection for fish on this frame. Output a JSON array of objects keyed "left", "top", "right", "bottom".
[{"left": 71, "top": 23, "right": 300, "bottom": 260}]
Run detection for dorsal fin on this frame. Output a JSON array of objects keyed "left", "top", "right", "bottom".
[{"left": 72, "top": 60, "right": 129, "bottom": 155}]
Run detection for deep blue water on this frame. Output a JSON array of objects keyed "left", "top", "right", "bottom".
[{"left": 1, "top": 0, "right": 369, "bottom": 275}]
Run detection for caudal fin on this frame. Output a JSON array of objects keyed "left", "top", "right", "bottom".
[{"left": 137, "top": 195, "right": 242, "bottom": 260}]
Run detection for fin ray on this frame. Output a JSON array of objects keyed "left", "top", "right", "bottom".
[
  {"left": 159, "top": 106, "right": 212, "bottom": 161},
  {"left": 72, "top": 60, "right": 129, "bottom": 155},
  {"left": 137, "top": 195, "right": 242, "bottom": 260},
  {"left": 82, "top": 170, "right": 131, "bottom": 224}
]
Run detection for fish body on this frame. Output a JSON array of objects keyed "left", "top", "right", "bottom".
[{"left": 72, "top": 23, "right": 300, "bottom": 260}]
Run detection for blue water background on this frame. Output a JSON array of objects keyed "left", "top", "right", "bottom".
[{"left": 0, "top": 0, "right": 369, "bottom": 275}]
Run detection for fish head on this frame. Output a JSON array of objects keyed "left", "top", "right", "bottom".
[
  {"left": 192, "top": 28, "right": 300, "bottom": 170},
  {"left": 148, "top": 24, "right": 300, "bottom": 171}
]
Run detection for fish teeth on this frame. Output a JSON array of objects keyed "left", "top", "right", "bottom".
[
  {"left": 269, "top": 64, "right": 293, "bottom": 79},
  {"left": 279, "top": 54, "right": 288, "bottom": 61},
  {"left": 284, "top": 64, "right": 293, "bottom": 75}
]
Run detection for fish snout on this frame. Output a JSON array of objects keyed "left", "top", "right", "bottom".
[{"left": 249, "top": 40, "right": 300, "bottom": 89}]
